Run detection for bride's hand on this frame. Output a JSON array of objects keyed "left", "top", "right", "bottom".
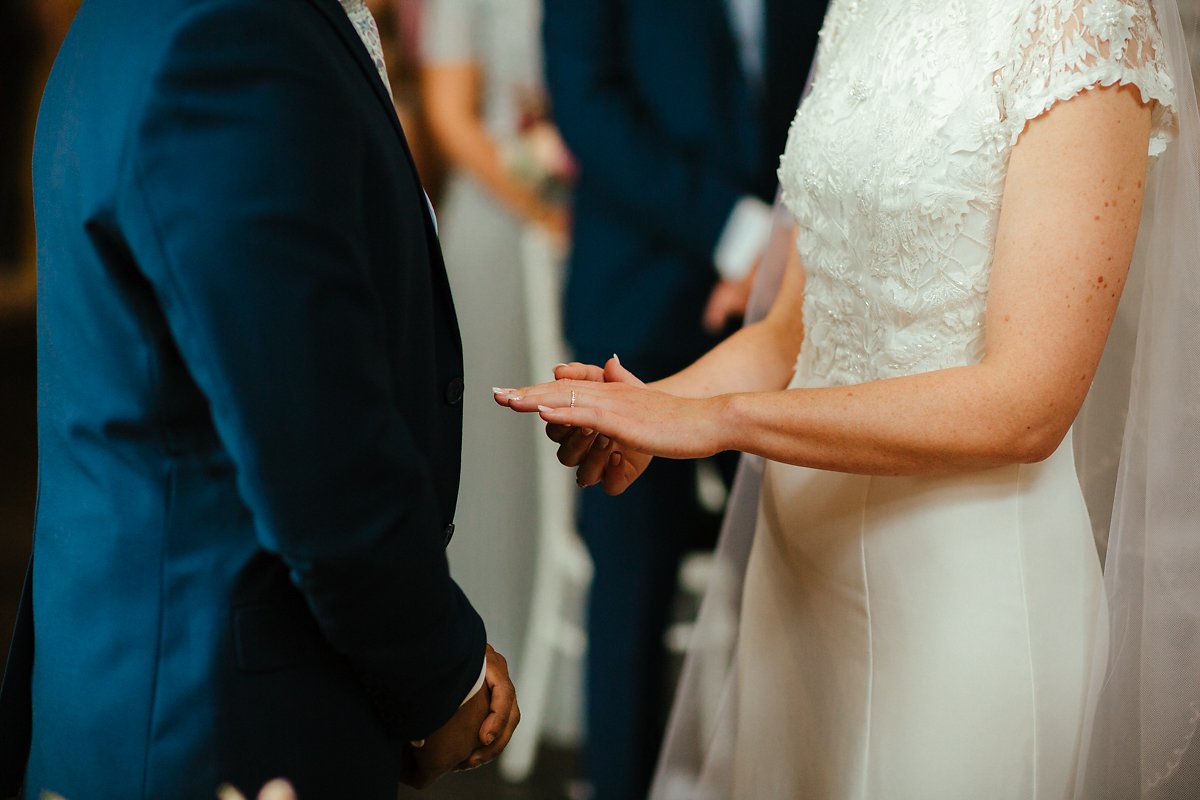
[
  {"left": 547, "top": 359, "right": 654, "bottom": 494},
  {"left": 496, "top": 358, "right": 658, "bottom": 494},
  {"left": 497, "top": 357, "right": 728, "bottom": 464}
]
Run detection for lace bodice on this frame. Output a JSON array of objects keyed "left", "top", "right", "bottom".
[{"left": 778, "top": 0, "right": 1176, "bottom": 388}]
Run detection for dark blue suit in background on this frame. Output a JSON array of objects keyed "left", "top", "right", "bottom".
[
  {"left": 3, "top": 0, "right": 486, "bottom": 797},
  {"left": 543, "top": 1, "right": 825, "bottom": 797}
]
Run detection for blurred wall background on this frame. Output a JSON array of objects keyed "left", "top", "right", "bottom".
[{"left": 0, "top": 0, "right": 80, "bottom": 658}]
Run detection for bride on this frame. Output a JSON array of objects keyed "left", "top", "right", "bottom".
[{"left": 498, "top": 0, "right": 1198, "bottom": 797}]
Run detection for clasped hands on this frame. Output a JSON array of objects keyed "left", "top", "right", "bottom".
[
  {"left": 493, "top": 356, "right": 726, "bottom": 493},
  {"left": 400, "top": 643, "right": 520, "bottom": 788},
  {"left": 217, "top": 645, "right": 518, "bottom": 796}
]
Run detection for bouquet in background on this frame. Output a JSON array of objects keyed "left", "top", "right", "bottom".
[{"left": 500, "top": 86, "right": 578, "bottom": 212}]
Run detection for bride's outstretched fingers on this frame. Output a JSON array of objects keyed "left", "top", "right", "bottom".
[
  {"left": 603, "top": 353, "right": 646, "bottom": 387},
  {"left": 511, "top": 381, "right": 727, "bottom": 460}
]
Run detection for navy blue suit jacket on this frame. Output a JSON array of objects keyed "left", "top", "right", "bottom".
[
  {"left": 544, "top": 0, "right": 826, "bottom": 365},
  {"left": 3, "top": 0, "right": 486, "bottom": 797}
]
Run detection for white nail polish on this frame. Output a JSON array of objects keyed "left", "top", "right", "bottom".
[{"left": 538, "top": 405, "right": 555, "bottom": 413}]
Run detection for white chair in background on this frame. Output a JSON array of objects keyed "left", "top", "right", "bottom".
[
  {"left": 499, "top": 227, "right": 724, "bottom": 782},
  {"left": 499, "top": 228, "right": 592, "bottom": 783}
]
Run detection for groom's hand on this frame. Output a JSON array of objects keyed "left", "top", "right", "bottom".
[
  {"left": 399, "top": 677, "right": 492, "bottom": 789},
  {"left": 460, "top": 643, "right": 520, "bottom": 769}
]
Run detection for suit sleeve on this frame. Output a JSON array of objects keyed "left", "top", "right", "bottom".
[
  {"left": 542, "top": 0, "right": 745, "bottom": 262},
  {"left": 116, "top": 1, "right": 485, "bottom": 741}
]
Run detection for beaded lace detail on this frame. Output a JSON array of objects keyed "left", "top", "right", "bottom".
[{"left": 778, "top": 0, "right": 1175, "bottom": 388}]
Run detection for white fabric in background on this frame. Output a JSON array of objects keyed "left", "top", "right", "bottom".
[{"left": 724, "top": 0, "right": 765, "bottom": 86}]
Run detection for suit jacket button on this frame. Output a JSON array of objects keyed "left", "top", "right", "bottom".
[
  {"left": 445, "top": 377, "right": 465, "bottom": 405},
  {"left": 443, "top": 522, "right": 455, "bottom": 547}
]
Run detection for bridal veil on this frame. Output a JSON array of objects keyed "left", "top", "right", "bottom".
[{"left": 648, "top": 1, "right": 1200, "bottom": 797}]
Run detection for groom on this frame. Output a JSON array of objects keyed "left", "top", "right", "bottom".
[{"left": 0, "top": 0, "right": 516, "bottom": 797}]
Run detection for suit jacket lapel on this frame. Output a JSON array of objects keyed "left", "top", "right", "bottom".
[
  {"left": 303, "top": 0, "right": 463, "bottom": 357},
  {"left": 302, "top": 0, "right": 436, "bottom": 230},
  {"left": 304, "top": 0, "right": 404, "bottom": 139}
]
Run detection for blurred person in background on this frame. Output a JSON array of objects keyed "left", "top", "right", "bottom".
[
  {"left": 540, "top": 2, "right": 827, "bottom": 798},
  {"left": 0, "top": 0, "right": 79, "bottom": 683},
  {"left": 420, "top": 0, "right": 575, "bottom": 677},
  {"left": 0, "top": 0, "right": 79, "bottom": 318},
  {"left": 372, "top": 0, "right": 450, "bottom": 197}
]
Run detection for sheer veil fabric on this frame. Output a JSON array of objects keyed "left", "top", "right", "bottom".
[
  {"left": 1073, "top": 1, "right": 1200, "bottom": 796},
  {"left": 647, "top": 199, "right": 799, "bottom": 800},
  {"left": 648, "top": 1, "right": 1200, "bottom": 798}
]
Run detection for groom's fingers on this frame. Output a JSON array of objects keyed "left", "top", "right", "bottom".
[
  {"left": 469, "top": 645, "right": 520, "bottom": 767},
  {"left": 545, "top": 422, "right": 576, "bottom": 444},
  {"left": 574, "top": 435, "right": 615, "bottom": 487},
  {"left": 557, "top": 427, "right": 598, "bottom": 467},
  {"left": 470, "top": 685, "right": 520, "bottom": 767}
]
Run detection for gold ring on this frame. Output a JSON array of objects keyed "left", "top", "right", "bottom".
[{"left": 570, "top": 390, "right": 576, "bottom": 409}]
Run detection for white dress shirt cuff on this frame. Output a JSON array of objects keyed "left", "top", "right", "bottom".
[
  {"left": 461, "top": 657, "right": 488, "bottom": 707},
  {"left": 409, "top": 657, "right": 489, "bottom": 747},
  {"left": 713, "top": 195, "right": 773, "bottom": 281}
]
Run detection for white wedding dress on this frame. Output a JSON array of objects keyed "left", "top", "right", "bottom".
[{"left": 727, "top": 0, "right": 1177, "bottom": 797}]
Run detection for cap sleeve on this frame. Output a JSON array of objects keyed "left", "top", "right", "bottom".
[
  {"left": 997, "top": 0, "right": 1178, "bottom": 156},
  {"left": 421, "top": 0, "right": 478, "bottom": 65}
]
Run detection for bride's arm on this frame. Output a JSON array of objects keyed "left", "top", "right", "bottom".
[
  {"left": 722, "top": 82, "right": 1151, "bottom": 475},
  {"left": 509, "top": 82, "right": 1152, "bottom": 476},
  {"left": 653, "top": 237, "right": 808, "bottom": 399}
]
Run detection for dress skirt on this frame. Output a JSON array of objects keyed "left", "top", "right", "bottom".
[{"left": 732, "top": 428, "right": 1106, "bottom": 799}]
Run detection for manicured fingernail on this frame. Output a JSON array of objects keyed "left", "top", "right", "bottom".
[
  {"left": 595, "top": 435, "right": 611, "bottom": 450},
  {"left": 612, "top": 353, "right": 620, "bottom": 364},
  {"left": 493, "top": 387, "right": 514, "bottom": 395},
  {"left": 610, "top": 452, "right": 622, "bottom": 467},
  {"left": 410, "top": 738, "right": 426, "bottom": 748},
  {"left": 581, "top": 428, "right": 594, "bottom": 436},
  {"left": 554, "top": 362, "right": 569, "bottom": 369},
  {"left": 538, "top": 405, "right": 556, "bottom": 413},
  {"left": 486, "top": 733, "right": 496, "bottom": 744}
]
